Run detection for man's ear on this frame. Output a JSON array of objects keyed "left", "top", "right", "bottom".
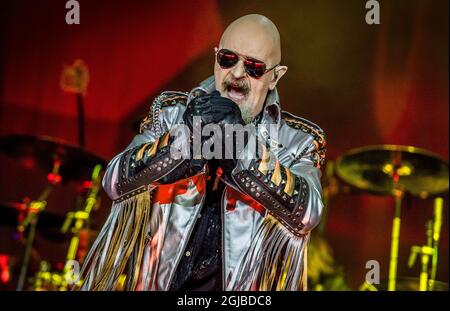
[{"left": 269, "top": 65, "right": 288, "bottom": 91}]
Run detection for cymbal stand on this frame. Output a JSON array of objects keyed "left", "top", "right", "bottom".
[
  {"left": 360, "top": 187, "right": 404, "bottom": 293},
  {"left": 429, "top": 197, "right": 443, "bottom": 290},
  {"left": 32, "top": 261, "right": 51, "bottom": 291},
  {"left": 16, "top": 159, "right": 61, "bottom": 291},
  {"left": 387, "top": 187, "right": 403, "bottom": 291},
  {"left": 407, "top": 197, "right": 443, "bottom": 291},
  {"left": 387, "top": 152, "right": 407, "bottom": 291},
  {"left": 59, "top": 164, "right": 102, "bottom": 290}
]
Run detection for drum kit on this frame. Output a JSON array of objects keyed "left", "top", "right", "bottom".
[
  {"left": 0, "top": 134, "right": 106, "bottom": 291},
  {"left": 332, "top": 145, "right": 449, "bottom": 291}
]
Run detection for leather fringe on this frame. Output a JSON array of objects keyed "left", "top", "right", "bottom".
[
  {"left": 227, "top": 214, "right": 309, "bottom": 291},
  {"left": 136, "top": 200, "right": 166, "bottom": 290},
  {"left": 77, "top": 189, "right": 151, "bottom": 291}
]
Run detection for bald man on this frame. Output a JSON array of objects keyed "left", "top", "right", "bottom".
[
  {"left": 215, "top": 14, "right": 287, "bottom": 123},
  {"left": 79, "top": 14, "right": 326, "bottom": 291}
]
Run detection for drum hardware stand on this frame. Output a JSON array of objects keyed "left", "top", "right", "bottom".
[
  {"left": 407, "top": 197, "right": 443, "bottom": 291},
  {"left": 16, "top": 159, "right": 62, "bottom": 291},
  {"left": 429, "top": 197, "right": 443, "bottom": 290},
  {"left": 335, "top": 145, "right": 448, "bottom": 291},
  {"left": 386, "top": 153, "right": 409, "bottom": 291},
  {"left": 387, "top": 187, "right": 403, "bottom": 291},
  {"left": 32, "top": 261, "right": 57, "bottom": 291},
  {"left": 59, "top": 164, "right": 102, "bottom": 290},
  {"left": 356, "top": 189, "right": 402, "bottom": 293},
  {"left": 359, "top": 281, "right": 379, "bottom": 291}
]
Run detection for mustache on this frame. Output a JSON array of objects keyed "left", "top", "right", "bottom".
[{"left": 222, "top": 79, "right": 250, "bottom": 95}]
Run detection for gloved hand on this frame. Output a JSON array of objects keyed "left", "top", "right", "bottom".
[
  {"left": 183, "top": 91, "right": 245, "bottom": 174},
  {"left": 209, "top": 91, "right": 245, "bottom": 126},
  {"left": 183, "top": 91, "right": 245, "bottom": 131},
  {"left": 209, "top": 91, "right": 246, "bottom": 176}
]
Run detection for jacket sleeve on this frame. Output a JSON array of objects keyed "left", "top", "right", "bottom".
[
  {"left": 232, "top": 130, "right": 326, "bottom": 237},
  {"left": 102, "top": 92, "right": 203, "bottom": 201}
]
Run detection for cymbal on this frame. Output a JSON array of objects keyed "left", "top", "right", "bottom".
[
  {"left": 0, "top": 202, "right": 76, "bottom": 242},
  {"left": 0, "top": 202, "right": 64, "bottom": 228},
  {"left": 0, "top": 134, "right": 106, "bottom": 183},
  {"left": 335, "top": 145, "right": 449, "bottom": 198}
]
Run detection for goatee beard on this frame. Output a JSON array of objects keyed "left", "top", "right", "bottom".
[{"left": 239, "top": 106, "right": 254, "bottom": 124}]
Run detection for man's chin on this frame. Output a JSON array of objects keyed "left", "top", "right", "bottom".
[
  {"left": 238, "top": 105, "right": 255, "bottom": 124},
  {"left": 220, "top": 89, "right": 254, "bottom": 123}
]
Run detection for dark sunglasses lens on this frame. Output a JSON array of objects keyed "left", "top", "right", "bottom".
[
  {"left": 217, "top": 50, "right": 238, "bottom": 68},
  {"left": 244, "top": 60, "right": 266, "bottom": 79}
]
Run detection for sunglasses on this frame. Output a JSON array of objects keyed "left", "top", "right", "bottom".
[{"left": 215, "top": 48, "right": 279, "bottom": 79}]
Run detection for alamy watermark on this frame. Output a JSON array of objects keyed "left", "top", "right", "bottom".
[
  {"left": 365, "top": 259, "right": 380, "bottom": 285},
  {"left": 65, "top": 1, "right": 379, "bottom": 26},
  {"left": 365, "top": 0, "right": 380, "bottom": 25},
  {"left": 63, "top": 259, "right": 81, "bottom": 285},
  {"left": 66, "top": 0, "right": 80, "bottom": 25},
  {"left": 168, "top": 119, "right": 282, "bottom": 171}
]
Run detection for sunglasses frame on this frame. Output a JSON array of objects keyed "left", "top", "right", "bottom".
[{"left": 214, "top": 47, "right": 279, "bottom": 80}]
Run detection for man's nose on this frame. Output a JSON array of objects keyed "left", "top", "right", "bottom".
[{"left": 230, "top": 59, "right": 246, "bottom": 79}]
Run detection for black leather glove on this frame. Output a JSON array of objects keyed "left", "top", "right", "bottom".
[
  {"left": 183, "top": 91, "right": 245, "bottom": 176},
  {"left": 209, "top": 91, "right": 246, "bottom": 176},
  {"left": 209, "top": 91, "right": 245, "bottom": 126},
  {"left": 183, "top": 91, "right": 245, "bottom": 131},
  {"left": 183, "top": 93, "right": 213, "bottom": 132}
]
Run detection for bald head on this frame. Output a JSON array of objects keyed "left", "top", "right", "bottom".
[
  {"left": 214, "top": 14, "right": 287, "bottom": 123},
  {"left": 219, "top": 14, "right": 282, "bottom": 66}
]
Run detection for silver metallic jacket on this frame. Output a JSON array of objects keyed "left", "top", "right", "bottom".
[{"left": 79, "top": 76, "right": 326, "bottom": 291}]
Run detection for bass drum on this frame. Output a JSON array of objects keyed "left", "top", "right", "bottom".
[{"left": 377, "top": 277, "right": 448, "bottom": 291}]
